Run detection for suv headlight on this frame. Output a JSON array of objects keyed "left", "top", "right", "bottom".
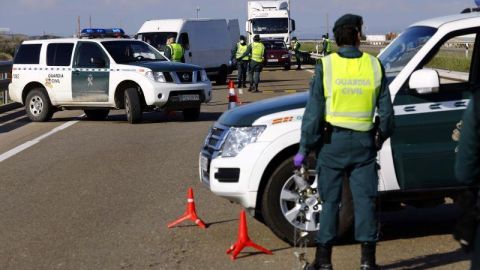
[
  {"left": 145, "top": 71, "right": 166, "bottom": 83},
  {"left": 200, "top": 70, "right": 209, "bottom": 82},
  {"left": 221, "top": 126, "right": 266, "bottom": 157}
]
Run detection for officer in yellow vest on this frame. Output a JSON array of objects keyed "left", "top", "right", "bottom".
[
  {"left": 322, "top": 34, "right": 333, "bottom": 56},
  {"left": 294, "top": 14, "right": 394, "bottom": 270},
  {"left": 165, "top": 36, "right": 185, "bottom": 63},
  {"left": 231, "top": 35, "right": 250, "bottom": 88},
  {"left": 291, "top": 36, "right": 302, "bottom": 70},
  {"left": 239, "top": 34, "right": 265, "bottom": 92}
]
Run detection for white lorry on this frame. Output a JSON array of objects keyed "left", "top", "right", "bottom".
[
  {"left": 200, "top": 12, "right": 479, "bottom": 245},
  {"left": 246, "top": 0, "right": 295, "bottom": 44},
  {"left": 136, "top": 19, "right": 239, "bottom": 85}
]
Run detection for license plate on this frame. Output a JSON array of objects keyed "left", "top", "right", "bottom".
[
  {"left": 267, "top": 59, "right": 278, "bottom": 62},
  {"left": 200, "top": 155, "right": 209, "bottom": 172},
  {"left": 180, "top": 94, "right": 200, "bottom": 102}
]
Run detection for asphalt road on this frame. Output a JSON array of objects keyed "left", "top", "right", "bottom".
[{"left": 0, "top": 66, "right": 471, "bottom": 270}]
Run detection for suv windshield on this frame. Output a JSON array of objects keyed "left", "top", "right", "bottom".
[
  {"left": 263, "top": 41, "right": 286, "bottom": 50},
  {"left": 102, "top": 40, "right": 166, "bottom": 64},
  {"left": 252, "top": 18, "right": 288, "bottom": 34},
  {"left": 378, "top": 26, "right": 437, "bottom": 76}
]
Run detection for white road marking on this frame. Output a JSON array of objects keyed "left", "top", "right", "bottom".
[{"left": 0, "top": 119, "right": 80, "bottom": 163}]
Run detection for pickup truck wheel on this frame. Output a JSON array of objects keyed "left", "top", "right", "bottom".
[
  {"left": 182, "top": 107, "right": 201, "bottom": 121},
  {"left": 84, "top": 109, "right": 109, "bottom": 120},
  {"left": 25, "top": 88, "right": 54, "bottom": 122},
  {"left": 124, "top": 88, "right": 142, "bottom": 124},
  {"left": 261, "top": 156, "right": 354, "bottom": 246}
]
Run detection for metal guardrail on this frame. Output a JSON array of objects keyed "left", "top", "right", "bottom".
[{"left": 0, "top": 61, "right": 12, "bottom": 105}]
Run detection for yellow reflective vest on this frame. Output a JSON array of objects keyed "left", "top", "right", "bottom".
[
  {"left": 322, "top": 52, "right": 382, "bottom": 131},
  {"left": 167, "top": 43, "right": 184, "bottom": 62},
  {"left": 236, "top": 42, "right": 249, "bottom": 61},
  {"left": 251, "top": 42, "right": 265, "bottom": 63}
]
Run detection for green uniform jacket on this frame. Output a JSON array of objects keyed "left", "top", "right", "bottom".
[
  {"left": 299, "top": 46, "right": 395, "bottom": 155},
  {"left": 455, "top": 91, "right": 480, "bottom": 184}
]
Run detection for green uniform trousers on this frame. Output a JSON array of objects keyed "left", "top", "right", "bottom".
[{"left": 316, "top": 128, "right": 379, "bottom": 245}]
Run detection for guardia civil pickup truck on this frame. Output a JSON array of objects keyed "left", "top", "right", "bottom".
[
  {"left": 9, "top": 28, "right": 212, "bottom": 124},
  {"left": 199, "top": 12, "right": 479, "bottom": 245}
]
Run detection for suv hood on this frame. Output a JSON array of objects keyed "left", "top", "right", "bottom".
[
  {"left": 127, "top": 61, "right": 202, "bottom": 72},
  {"left": 218, "top": 92, "right": 308, "bottom": 126}
]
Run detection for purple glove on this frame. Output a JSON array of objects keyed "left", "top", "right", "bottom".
[{"left": 293, "top": 153, "right": 305, "bottom": 168}]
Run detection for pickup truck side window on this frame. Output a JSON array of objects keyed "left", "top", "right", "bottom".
[
  {"left": 14, "top": 44, "right": 42, "bottom": 64},
  {"left": 423, "top": 33, "right": 476, "bottom": 86},
  {"left": 47, "top": 43, "right": 74, "bottom": 66},
  {"left": 73, "top": 42, "right": 109, "bottom": 68}
]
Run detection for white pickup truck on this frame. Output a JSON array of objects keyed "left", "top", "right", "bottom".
[{"left": 199, "top": 12, "right": 477, "bottom": 245}]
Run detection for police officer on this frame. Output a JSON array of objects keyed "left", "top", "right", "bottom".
[
  {"left": 291, "top": 36, "right": 302, "bottom": 69},
  {"left": 322, "top": 33, "right": 333, "bottom": 56},
  {"left": 231, "top": 35, "right": 250, "bottom": 88},
  {"left": 165, "top": 36, "right": 185, "bottom": 63},
  {"left": 455, "top": 90, "right": 480, "bottom": 270},
  {"left": 239, "top": 34, "right": 265, "bottom": 92},
  {"left": 294, "top": 14, "right": 394, "bottom": 270}
]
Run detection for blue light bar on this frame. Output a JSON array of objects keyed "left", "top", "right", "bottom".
[{"left": 80, "top": 28, "right": 126, "bottom": 38}]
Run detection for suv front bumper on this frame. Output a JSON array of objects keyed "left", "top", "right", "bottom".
[{"left": 145, "top": 81, "right": 212, "bottom": 108}]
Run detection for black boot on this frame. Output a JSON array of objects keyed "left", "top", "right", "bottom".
[
  {"left": 360, "top": 242, "right": 379, "bottom": 270},
  {"left": 248, "top": 84, "right": 254, "bottom": 92},
  {"left": 305, "top": 245, "right": 333, "bottom": 270},
  {"left": 254, "top": 84, "right": 261, "bottom": 92}
]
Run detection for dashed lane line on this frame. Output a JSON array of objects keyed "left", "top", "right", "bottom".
[{"left": 0, "top": 118, "right": 81, "bottom": 163}]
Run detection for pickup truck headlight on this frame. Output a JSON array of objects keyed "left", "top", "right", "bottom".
[
  {"left": 145, "top": 71, "right": 166, "bottom": 83},
  {"left": 221, "top": 126, "right": 266, "bottom": 157},
  {"left": 200, "top": 70, "right": 209, "bottom": 82},
  {"left": 282, "top": 54, "right": 290, "bottom": 58}
]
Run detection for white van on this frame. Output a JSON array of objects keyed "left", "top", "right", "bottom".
[{"left": 136, "top": 19, "right": 239, "bottom": 85}]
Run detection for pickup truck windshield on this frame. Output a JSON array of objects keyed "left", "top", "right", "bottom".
[
  {"left": 102, "top": 40, "right": 166, "bottom": 64},
  {"left": 252, "top": 18, "right": 288, "bottom": 34},
  {"left": 378, "top": 26, "right": 437, "bottom": 76}
]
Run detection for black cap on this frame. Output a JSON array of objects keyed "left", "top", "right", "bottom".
[
  {"left": 333, "top": 14, "right": 363, "bottom": 32},
  {"left": 240, "top": 35, "right": 245, "bottom": 41},
  {"left": 253, "top": 34, "right": 260, "bottom": 41},
  {"left": 292, "top": 36, "right": 297, "bottom": 40}
]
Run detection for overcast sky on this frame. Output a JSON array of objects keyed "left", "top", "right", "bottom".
[{"left": 0, "top": 0, "right": 477, "bottom": 37}]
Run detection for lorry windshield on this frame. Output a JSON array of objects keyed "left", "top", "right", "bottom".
[
  {"left": 102, "top": 41, "right": 166, "bottom": 64},
  {"left": 252, "top": 18, "right": 288, "bottom": 34},
  {"left": 136, "top": 32, "right": 177, "bottom": 51},
  {"left": 378, "top": 26, "right": 437, "bottom": 76}
]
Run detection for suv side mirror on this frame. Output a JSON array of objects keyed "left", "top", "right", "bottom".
[
  {"left": 409, "top": 69, "right": 439, "bottom": 94},
  {"left": 90, "top": 57, "right": 106, "bottom": 68}
]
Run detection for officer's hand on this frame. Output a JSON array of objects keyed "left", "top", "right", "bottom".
[
  {"left": 293, "top": 153, "right": 305, "bottom": 168},
  {"left": 375, "top": 132, "right": 385, "bottom": 151}
]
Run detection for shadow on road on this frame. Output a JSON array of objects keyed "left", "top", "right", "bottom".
[{"left": 380, "top": 248, "right": 469, "bottom": 270}]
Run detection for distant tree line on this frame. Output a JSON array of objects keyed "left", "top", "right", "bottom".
[{"left": 0, "top": 35, "right": 26, "bottom": 61}]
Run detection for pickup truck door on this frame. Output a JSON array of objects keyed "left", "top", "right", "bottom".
[
  {"left": 391, "top": 29, "right": 480, "bottom": 189},
  {"left": 71, "top": 41, "right": 110, "bottom": 103}
]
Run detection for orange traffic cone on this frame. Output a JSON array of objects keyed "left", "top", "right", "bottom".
[
  {"left": 227, "top": 80, "right": 239, "bottom": 110},
  {"left": 226, "top": 209, "right": 273, "bottom": 260},
  {"left": 167, "top": 187, "right": 206, "bottom": 229}
]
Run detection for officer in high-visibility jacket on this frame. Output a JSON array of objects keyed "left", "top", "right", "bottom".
[
  {"left": 291, "top": 36, "right": 302, "bottom": 70},
  {"left": 455, "top": 90, "right": 480, "bottom": 270},
  {"left": 165, "top": 37, "right": 185, "bottom": 63},
  {"left": 239, "top": 34, "right": 265, "bottom": 92},
  {"left": 294, "top": 14, "right": 394, "bottom": 270},
  {"left": 231, "top": 35, "right": 250, "bottom": 88},
  {"left": 322, "top": 34, "right": 333, "bottom": 56}
]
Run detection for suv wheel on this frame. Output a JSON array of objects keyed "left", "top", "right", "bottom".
[
  {"left": 261, "top": 156, "right": 354, "bottom": 246},
  {"left": 124, "top": 88, "right": 142, "bottom": 124},
  {"left": 25, "top": 88, "right": 54, "bottom": 122},
  {"left": 84, "top": 109, "right": 110, "bottom": 120},
  {"left": 182, "top": 107, "right": 201, "bottom": 121}
]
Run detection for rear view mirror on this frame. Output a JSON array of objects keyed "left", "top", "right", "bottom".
[{"left": 409, "top": 69, "right": 439, "bottom": 94}]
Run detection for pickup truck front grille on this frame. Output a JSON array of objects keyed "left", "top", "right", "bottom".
[{"left": 170, "top": 71, "right": 197, "bottom": 83}]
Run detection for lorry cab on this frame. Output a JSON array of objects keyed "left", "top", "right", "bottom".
[
  {"left": 136, "top": 19, "right": 239, "bottom": 85},
  {"left": 199, "top": 12, "right": 480, "bottom": 245}
]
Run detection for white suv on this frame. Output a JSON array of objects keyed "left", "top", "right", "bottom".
[{"left": 9, "top": 29, "right": 212, "bottom": 123}]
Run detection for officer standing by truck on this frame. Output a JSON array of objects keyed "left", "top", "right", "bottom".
[
  {"left": 455, "top": 90, "right": 480, "bottom": 270},
  {"left": 231, "top": 35, "right": 250, "bottom": 88},
  {"left": 239, "top": 34, "right": 265, "bottom": 92},
  {"left": 165, "top": 36, "right": 185, "bottom": 63},
  {"left": 321, "top": 33, "right": 333, "bottom": 56},
  {"left": 293, "top": 14, "right": 394, "bottom": 270},
  {"left": 291, "top": 36, "right": 302, "bottom": 69}
]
